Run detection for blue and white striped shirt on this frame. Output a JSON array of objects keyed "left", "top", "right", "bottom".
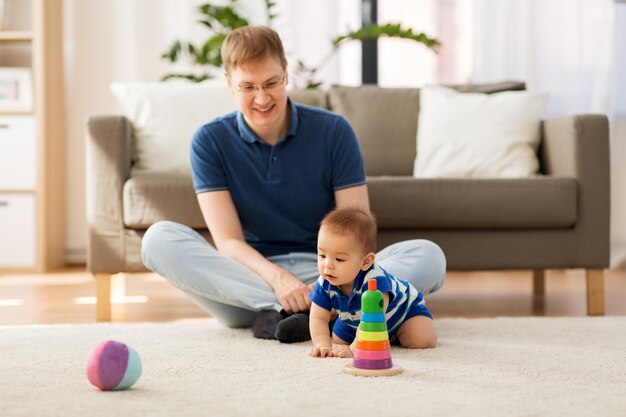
[{"left": 309, "top": 262, "right": 432, "bottom": 343}]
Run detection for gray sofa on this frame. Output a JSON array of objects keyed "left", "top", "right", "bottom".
[{"left": 87, "top": 82, "right": 610, "bottom": 321}]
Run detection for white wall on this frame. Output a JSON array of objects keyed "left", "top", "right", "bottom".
[
  {"left": 610, "top": 3, "right": 626, "bottom": 267},
  {"left": 610, "top": 120, "right": 626, "bottom": 269},
  {"left": 63, "top": 0, "right": 204, "bottom": 262}
]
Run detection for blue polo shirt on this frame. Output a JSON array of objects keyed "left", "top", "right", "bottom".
[{"left": 190, "top": 99, "right": 367, "bottom": 257}]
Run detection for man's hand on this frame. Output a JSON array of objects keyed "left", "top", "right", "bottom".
[
  {"left": 309, "top": 346, "right": 333, "bottom": 357},
  {"left": 273, "top": 272, "right": 313, "bottom": 313},
  {"left": 331, "top": 344, "right": 353, "bottom": 358}
]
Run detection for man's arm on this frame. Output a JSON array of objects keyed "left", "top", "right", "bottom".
[
  {"left": 334, "top": 184, "right": 370, "bottom": 212},
  {"left": 197, "top": 190, "right": 311, "bottom": 313}
]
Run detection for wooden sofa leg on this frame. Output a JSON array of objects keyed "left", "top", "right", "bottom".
[
  {"left": 95, "top": 273, "right": 112, "bottom": 322},
  {"left": 532, "top": 269, "right": 545, "bottom": 295},
  {"left": 585, "top": 269, "right": 605, "bottom": 316}
]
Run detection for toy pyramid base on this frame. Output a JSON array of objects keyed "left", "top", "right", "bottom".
[{"left": 343, "top": 362, "right": 403, "bottom": 377}]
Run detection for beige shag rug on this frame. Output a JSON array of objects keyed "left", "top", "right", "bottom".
[{"left": 1, "top": 317, "right": 625, "bottom": 417}]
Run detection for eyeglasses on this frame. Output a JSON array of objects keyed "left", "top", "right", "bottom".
[{"left": 232, "top": 75, "right": 286, "bottom": 95}]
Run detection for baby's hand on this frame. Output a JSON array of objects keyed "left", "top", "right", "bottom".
[
  {"left": 331, "top": 344, "right": 353, "bottom": 358},
  {"left": 309, "top": 346, "right": 334, "bottom": 358}
]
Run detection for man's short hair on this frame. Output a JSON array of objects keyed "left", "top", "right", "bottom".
[
  {"left": 221, "top": 25, "right": 287, "bottom": 72},
  {"left": 320, "top": 207, "right": 377, "bottom": 254}
]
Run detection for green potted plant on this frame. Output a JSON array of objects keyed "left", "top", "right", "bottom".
[{"left": 161, "top": 1, "right": 440, "bottom": 89}]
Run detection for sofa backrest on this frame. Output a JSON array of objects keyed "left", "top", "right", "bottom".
[
  {"left": 329, "top": 85, "right": 422, "bottom": 176},
  {"left": 289, "top": 81, "right": 526, "bottom": 176},
  {"left": 288, "top": 89, "right": 328, "bottom": 109}
]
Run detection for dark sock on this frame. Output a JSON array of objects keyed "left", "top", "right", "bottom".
[
  {"left": 253, "top": 310, "right": 287, "bottom": 340},
  {"left": 274, "top": 313, "right": 311, "bottom": 343}
]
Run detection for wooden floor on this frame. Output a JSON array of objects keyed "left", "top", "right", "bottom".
[{"left": 0, "top": 267, "right": 625, "bottom": 325}]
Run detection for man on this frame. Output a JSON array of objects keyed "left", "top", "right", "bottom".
[{"left": 142, "top": 25, "right": 446, "bottom": 343}]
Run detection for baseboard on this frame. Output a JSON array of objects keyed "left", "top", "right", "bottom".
[
  {"left": 611, "top": 242, "right": 626, "bottom": 269},
  {"left": 65, "top": 240, "right": 87, "bottom": 264}
]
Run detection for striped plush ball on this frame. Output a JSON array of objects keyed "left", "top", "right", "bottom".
[{"left": 86, "top": 340, "right": 142, "bottom": 391}]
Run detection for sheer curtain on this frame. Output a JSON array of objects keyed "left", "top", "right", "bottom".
[
  {"left": 472, "top": 0, "right": 626, "bottom": 267},
  {"left": 274, "top": 0, "right": 344, "bottom": 88},
  {"left": 377, "top": 0, "right": 474, "bottom": 87},
  {"left": 473, "top": 0, "right": 616, "bottom": 116}
]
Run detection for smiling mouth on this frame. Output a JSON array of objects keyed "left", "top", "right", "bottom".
[{"left": 254, "top": 104, "right": 274, "bottom": 113}]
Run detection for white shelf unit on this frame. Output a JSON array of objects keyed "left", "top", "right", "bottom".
[{"left": 0, "top": 0, "right": 65, "bottom": 272}]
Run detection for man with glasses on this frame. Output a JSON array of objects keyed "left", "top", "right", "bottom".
[{"left": 142, "top": 26, "right": 446, "bottom": 343}]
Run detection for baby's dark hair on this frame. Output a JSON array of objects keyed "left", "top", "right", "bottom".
[{"left": 320, "top": 207, "right": 377, "bottom": 254}]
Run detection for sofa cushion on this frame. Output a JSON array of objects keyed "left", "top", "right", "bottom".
[
  {"left": 414, "top": 86, "right": 549, "bottom": 178},
  {"left": 328, "top": 82, "right": 526, "bottom": 177},
  {"left": 110, "top": 82, "right": 238, "bottom": 173},
  {"left": 123, "top": 171, "right": 204, "bottom": 229},
  {"left": 329, "top": 85, "right": 420, "bottom": 176},
  {"left": 451, "top": 81, "right": 526, "bottom": 94},
  {"left": 288, "top": 89, "right": 328, "bottom": 109},
  {"left": 368, "top": 176, "right": 577, "bottom": 229},
  {"left": 123, "top": 172, "right": 577, "bottom": 231}
]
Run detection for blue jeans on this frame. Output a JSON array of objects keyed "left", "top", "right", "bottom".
[{"left": 141, "top": 221, "right": 446, "bottom": 328}]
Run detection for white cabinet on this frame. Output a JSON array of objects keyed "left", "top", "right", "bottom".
[
  {"left": 0, "top": 193, "right": 36, "bottom": 266},
  {"left": 0, "top": 116, "right": 36, "bottom": 189},
  {"left": 0, "top": 0, "right": 65, "bottom": 271},
  {"left": 0, "top": 116, "right": 37, "bottom": 267}
]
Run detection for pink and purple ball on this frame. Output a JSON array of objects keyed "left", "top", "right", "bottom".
[{"left": 86, "top": 340, "right": 142, "bottom": 391}]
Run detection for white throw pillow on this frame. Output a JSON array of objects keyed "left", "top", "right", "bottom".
[
  {"left": 110, "top": 82, "right": 238, "bottom": 173},
  {"left": 413, "top": 86, "right": 549, "bottom": 178}
]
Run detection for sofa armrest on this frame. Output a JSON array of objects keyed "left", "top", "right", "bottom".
[
  {"left": 540, "top": 114, "right": 610, "bottom": 266},
  {"left": 541, "top": 115, "right": 609, "bottom": 177},
  {"left": 86, "top": 115, "right": 132, "bottom": 272}
]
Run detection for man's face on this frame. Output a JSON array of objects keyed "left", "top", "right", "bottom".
[{"left": 226, "top": 57, "right": 288, "bottom": 137}]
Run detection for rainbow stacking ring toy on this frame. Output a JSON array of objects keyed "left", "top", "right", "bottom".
[{"left": 344, "top": 279, "right": 403, "bottom": 377}]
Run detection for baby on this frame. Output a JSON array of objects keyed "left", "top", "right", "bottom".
[{"left": 309, "top": 207, "right": 437, "bottom": 358}]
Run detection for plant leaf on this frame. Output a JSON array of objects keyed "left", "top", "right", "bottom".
[
  {"left": 161, "top": 40, "right": 183, "bottom": 62},
  {"left": 332, "top": 22, "right": 440, "bottom": 52},
  {"left": 161, "top": 73, "right": 214, "bottom": 83}
]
